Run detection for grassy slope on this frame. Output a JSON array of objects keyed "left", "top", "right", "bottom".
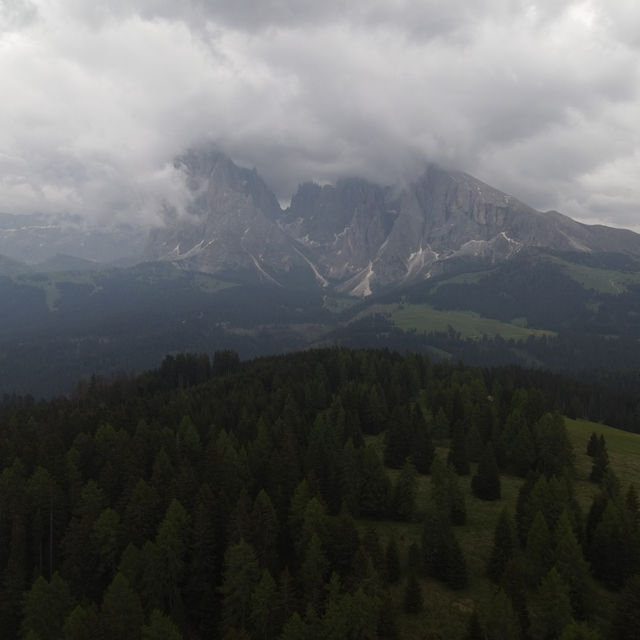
[
  {"left": 392, "top": 303, "right": 555, "bottom": 340},
  {"left": 547, "top": 256, "right": 640, "bottom": 294},
  {"left": 361, "top": 418, "right": 640, "bottom": 639}
]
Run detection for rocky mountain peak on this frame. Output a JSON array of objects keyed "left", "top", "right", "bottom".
[{"left": 145, "top": 150, "right": 640, "bottom": 296}]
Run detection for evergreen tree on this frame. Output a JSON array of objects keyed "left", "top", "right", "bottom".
[
  {"left": 300, "top": 533, "right": 328, "bottom": 613},
  {"left": 278, "top": 612, "right": 309, "bottom": 640},
  {"left": 22, "top": 573, "right": 74, "bottom": 640},
  {"left": 553, "top": 510, "right": 593, "bottom": 619},
  {"left": 510, "top": 424, "right": 536, "bottom": 477},
  {"left": 484, "top": 589, "right": 521, "bottom": 640},
  {"left": 589, "top": 444, "right": 609, "bottom": 483},
  {"left": 357, "top": 446, "right": 392, "bottom": 519},
  {"left": 100, "top": 572, "right": 144, "bottom": 640},
  {"left": 466, "top": 423, "right": 484, "bottom": 463},
  {"left": 390, "top": 460, "right": 418, "bottom": 521},
  {"left": 586, "top": 432, "right": 599, "bottom": 457},
  {"left": 529, "top": 567, "right": 573, "bottom": 640},
  {"left": 464, "top": 609, "right": 486, "bottom": 640},
  {"left": 445, "top": 534, "right": 469, "bottom": 590},
  {"left": 251, "top": 569, "right": 278, "bottom": 640},
  {"left": 403, "top": 573, "right": 423, "bottom": 614},
  {"left": 410, "top": 405, "right": 435, "bottom": 474},
  {"left": 220, "top": 540, "right": 261, "bottom": 633},
  {"left": 384, "top": 536, "right": 401, "bottom": 585},
  {"left": 141, "top": 610, "right": 184, "bottom": 640},
  {"left": 472, "top": 442, "right": 501, "bottom": 501},
  {"left": 558, "top": 620, "right": 600, "bottom": 640},
  {"left": 487, "top": 508, "right": 516, "bottom": 583},
  {"left": 525, "top": 511, "right": 552, "bottom": 585},
  {"left": 448, "top": 420, "right": 470, "bottom": 475},
  {"left": 62, "top": 603, "right": 100, "bottom": 640},
  {"left": 610, "top": 574, "right": 640, "bottom": 640}
]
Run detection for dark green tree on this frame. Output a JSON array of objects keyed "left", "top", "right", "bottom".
[
  {"left": 220, "top": 540, "right": 261, "bottom": 634},
  {"left": 472, "top": 442, "right": 501, "bottom": 501},
  {"left": 529, "top": 567, "right": 573, "bottom": 640},
  {"left": 100, "top": 572, "right": 144, "bottom": 640},
  {"left": 390, "top": 460, "right": 418, "bottom": 521},
  {"left": 384, "top": 536, "right": 401, "bottom": 585},
  {"left": 464, "top": 609, "right": 486, "bottom": 640},
  {"left": 448, "top": 420, "right": 470, "bottom": 475},
  {"left": 141, "top": 610, "right": 183, "bottom": 640},
  {"left": 553, "top": 510, "right": 593, "bottom": 619},
  {"left": 487, "top": 508, "right": 516, "bottom": 583},
  {"left": 403, "top": 573, "right": 423, "bottom": 614},
  {"left": 22, "top": 573, "right": 74, "bottom": 640},
  {"left": 610, "top": 574, "right": 640, "bottom": 640}
]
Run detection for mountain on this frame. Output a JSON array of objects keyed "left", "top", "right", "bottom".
[
  {"left": 145, "top": 150, "right": 314, "bottom": 286},
  {"left": 0, "top": 212, "right": 147, "bottom": 264},
  {"left": 145, "top": 152, "right": 640, "bottom": 296}
]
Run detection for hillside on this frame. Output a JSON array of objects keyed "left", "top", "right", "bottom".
[{"left": 1, "top": 348, "right": 638, "bottom": 639}]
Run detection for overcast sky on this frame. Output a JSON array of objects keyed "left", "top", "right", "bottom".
[{"left": 1, "top": 0, "right": 639, "bottom": 230}]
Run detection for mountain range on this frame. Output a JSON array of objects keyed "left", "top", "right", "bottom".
[
  {"left": 4, "top": 148, "right": 640, "bottom": 397},
  {"left": 145, "top": 149, "right": 640, "bottom": 296}
]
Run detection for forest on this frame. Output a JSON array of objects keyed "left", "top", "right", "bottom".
[{"left": 0, "top": 348, "right": 639, "bottom": 639}]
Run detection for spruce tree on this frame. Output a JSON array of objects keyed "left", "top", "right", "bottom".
[
  {"left": 464, "top": 609, "right": 486, "bottom": 640},
  {"left": 472, "top": 442, "right": 501, "bottom": 501},
  {"left": 610, "top": 574, "right": 640, "bottom": 640},
  {"left": 553, "top": 511, "right": 593, "bottom": 619},
  {"left": 487, "top": 508, "right": 516, "bottom": 583},
  {"left": 525, "top": 511, "right": 552, "bottom": 585},
  {"left": 448, "top": 421, "right": 470, "bottom": 475},
  {"left": 529, "top": 568, "right": 573, "bottom": 640},
  {"left": 589, "top": 445, "right": 609, "bottom": 483},
  {"left": 586, "top": 432, "right": 599, "bottom": 457},
  {"left": 384, "top": 536, "right": 401, "bottom": 585},
  {"left": 484, "top": 589, "right": 521, "bottom": 640},
  {"left": 403, "top": 573, "right": 423, "bottom": 614},
  {"left": 390, "top": 460, "right": 418, "bottom": 521}
]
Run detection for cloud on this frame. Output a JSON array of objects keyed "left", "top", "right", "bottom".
[{"left": 0, "top": 0, "right": 639, "bottom": 229}]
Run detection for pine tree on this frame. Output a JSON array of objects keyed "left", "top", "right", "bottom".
[
  {"left": 529, "top": 567, "right": 573, "bottom": 640},
  {"left": 100, "top": 572, "right": 144, "bottom": 640},
  {"left": 403, "top": 573, "right": 423, "bottom": 614},
  {"left": 22, "top": 573, "right": 74, "bottom": 640},
  {"left": 487, "top": 508, "right": 516, "bottom": 583},
  {"left": 410, "top": 404, "right": 435, "bottom": 474},
  {"left": 445, "top": 534, "right": 469, "bottom": 590},
  {"left": 589, "top": 444, "right": 609, "bottom": 483},
  {"left": 472, "top": 442, "right": 501, "bottom": 501},
  {"left": 484, "top": 589, "right": 521, "bottom": 640},
  {"left": 464, "top": 609, "right": 486, "bottom": 640},
  {"left": 384, "top": 536, "right": 401, "bottom": 585},
  {"left": 553, "top": 511, "right": 593, "bottom": 619},
  {"left": 62, "top": 603, "right": 100, "bottom": 640},
  {"left": 220, "top": 540, "right": 261, "bottom": 633},
  {"left": 390, "top": 460, "right": 418, "bottom": 521},
  {"left": 610, "top": 574, "right": 640, "bottom": 640},
  {"left": 466, "top": 423, "right": 484, "bottom": 463},
  {"left": 586, "top": 432, "right": 599, "bottom": 457},
  {"left": 141, "top": 610, "right": 184, "bottom": 640},
  {"left": 448, "top": 420, "right": 470, "bottom": 475},
  {"left": 251, "top": 569, "right": 278, "bottom": 640},
  {"left": 525, "top": 511, "right": 552, "bottom": 585}
]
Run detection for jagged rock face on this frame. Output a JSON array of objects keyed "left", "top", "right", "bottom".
[
  {"left": 145, "top": 150, "right": 310, "bottom": 285},
  {"left": 145, "top": 152, "right": 640, "bottom": 295}
]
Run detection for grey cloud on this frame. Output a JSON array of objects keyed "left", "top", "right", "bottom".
[{"left": 0, "top": 0, "right": 639, "bottom": 231}]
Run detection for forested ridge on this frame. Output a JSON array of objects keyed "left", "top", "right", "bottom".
[{"left": 1, "top": 348, "right": 639, "bottom": 639}]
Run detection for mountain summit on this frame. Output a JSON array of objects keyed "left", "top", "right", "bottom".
[{"left": 145, "top": 151, "right": 640, "bottom": 296}]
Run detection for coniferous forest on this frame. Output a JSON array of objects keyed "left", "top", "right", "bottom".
[{"left": 1, "top": 348, "right": 639, "bottom": 639}]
